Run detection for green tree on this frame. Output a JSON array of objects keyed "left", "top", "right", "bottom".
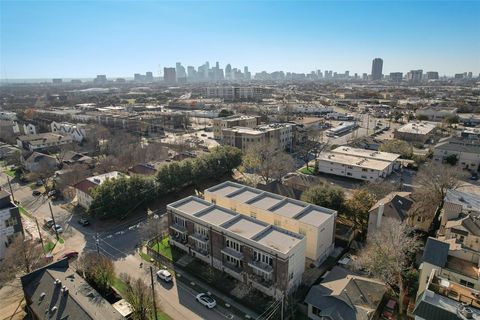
[
  {"left": 300, "top": 183, "right": 345, "bottom": 211},
  {"left": 444, "top": 154, "right": 458, "bottom": 166},
  {"left": 79, "top": 253, "right": 115, "bottom": 296},
  {"left": 218, "top": 109, "right": 234, "bottom": 117},
  {"left": 345, "top": 189, "right": 377, "bottom": 235},
  {"left": 380, "top": 139, "right": 413, "bottom": 159}
]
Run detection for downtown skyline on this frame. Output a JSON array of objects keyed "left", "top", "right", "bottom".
[{"left": 1, "top": 1, "right": 480, "bottom": 79}]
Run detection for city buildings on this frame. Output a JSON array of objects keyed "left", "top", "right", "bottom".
[
  {"left": 316, "top": 146, "right": 401, "bottom": 181},
  {"left": 212, "top": 115, "right": 260, "bottom": 140},
  {"left": 93, "top": 75, "right": 107, "bottom": 85},
  {"left": 20, "top": 259, "right": 125, "bottom": 320},
  {"left": 433, "top": 137, "right": 480, "bottom": 170},
  {"left": 0, "top": 190, "right": 23, "bottom": 260},
  {"left": 167, "top": 196, "right": 306, "bottom": 297},
  {"left": 74, "top": 171, "right": 126, "bottom": 209},
  {"left": 394, "top": 121, "right": 437, "bottom": 143},
  {"left": 16, "top": 133, "right": 74, "bottom": 151},
  {"left": 205, "top": 86, "right": 272, "bottom": 101},
  {"left": 304, "top": 266, "right": 387, "bottom": 320},
  {"left": 371, "top": 58, "right": 383, "bottom": 81},
  {"left": 406, "top": 69, "right": 423, "bottom": 83},
  {"left": 426, "top": 71, "right": 439, "bottom": 80},
  {"left": 416, "top": 106, "right": 458, "bottom": 122},
  {"left": 204, "top": 181, "right": 337, "bottom": 264},
  {"left": 389, "top": 72, "right": 403, "bottom": 82},
  {"left": 51, "top": 121, "right": 87, "bottom": 142},
  {"left": 221, "top": 123, "right": 294, "bottom": 151}
]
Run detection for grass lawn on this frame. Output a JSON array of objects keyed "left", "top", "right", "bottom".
[
  {"left": 44, "top": 241, "right": 55, "bottom": 253},
  {"left": 139, "top": 251, "right": 153, "bottom": 262},
  {"left": 18, "top": 206, "right": 33, "bottom": 219},
  {"left": 112, "top": 277, "right": 128, "bottom": 295},
  {"left": 150, "top": 237, "right": 173, "bottom": 261},
  {"left": 3, "top": 168, "right": 16, "bottom": 178},
  {"left": 156, "top": 311, "right": 172, "bottom": 320},
  {"left": 298, "top": 166, "right": 315, "bottom": 175}
]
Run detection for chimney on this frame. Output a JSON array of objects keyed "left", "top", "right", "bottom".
[{"left": 376, "top": 203, "right": 384, "bottom": 229}]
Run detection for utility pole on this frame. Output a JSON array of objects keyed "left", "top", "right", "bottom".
[
  {"left": 6, "top": 176, "right": 15, "bottom": 203},
  {"left": 95, "top": 233, "right": 100, "bottom": 255},
  {"left": 149, "top": 266, "right": 158, "bottom": 320},
  {"left": 48, "top": 201, "right": 59, "bottom": 240},
  {"left": 35, "top": 217, "right": 46, "bottom": 255},
  {"left": 281, "top": 294, "right": 284, "bottom": 320}
]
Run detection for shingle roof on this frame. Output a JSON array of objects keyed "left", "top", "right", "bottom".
[
  {"left": 73, "top": 179, "right": 98, "bottom": 195},
  {"left": 421, "top": 237, "right": 449, "bottom": 267}
]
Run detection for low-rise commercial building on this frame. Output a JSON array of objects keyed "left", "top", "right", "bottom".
[
  {"left": 16, "top": 133, "right": 73, "bottom": 151},
  {"left": 167, "top": 196, "right": 306, "bottom": 297},
  {"left": 212, "top": 115, "right": 260, "bottom": 139},
  {"left": 73, "top": 171, "right": 125, "bottom": 209},
  {"left": 433, "top": 137, "right": 480, "bottom": 171},
  {"left": 316, "top": 146, "right": 400, "bottom": 181},
  {"left": 221, "top": 123, "right": 294, "bottom": 151},
  {"left": 394, "top": 121, "right": 436, "bottom": 143},
  {"left": 204, "top": 181, "right": 336, "bottom": 264},
  {"left": 416, "top": 106, "right": 458, "bottom": 122},
  {"left": 0, "top": 190, "right": 23, "bottom": 260}
]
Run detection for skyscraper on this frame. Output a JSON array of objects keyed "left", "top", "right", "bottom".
[
  {"left": 175, "top": 62, "right": 186, "bottom": 82},
  {"left": 371, "top": 58, "right": 383, "bottom": 80},
  {"left": 225, "top": 64, "right": 232, "bottom": 81},
  {"left": 145, "top": 71, "right": 154, "bottom": 82},
  {"left": 163, "top": 67, "right": 176, "bottom": 84}
]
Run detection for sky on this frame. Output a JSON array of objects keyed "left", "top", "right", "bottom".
[{"left": 1, "top": 0, "right": 479, "bottom": 79}]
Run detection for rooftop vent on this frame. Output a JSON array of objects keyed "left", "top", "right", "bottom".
[
  {"left": 54, "top": 279, "right": 61, "bottom": 286},
  {"left": 39, "top": 292, "right": 46, "bottom": 300},
  {"left": 50, "top": 306, "right": 57, "bottom": 313}
]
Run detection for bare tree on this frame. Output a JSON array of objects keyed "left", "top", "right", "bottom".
[
  {"left": 119, "top": 273, "right": 157, "bottom": 320},
  {"left": 241, "top": 142, "right": 295, "bottom": 184},
  {"left": 139, "top": 216, "right": 168, "bottom": 243},
  {"left": 355, "top": 220, "right": 420, "bottom": 314},
  {"left": 296, "top": 128, "right": 328, "bottom": 170},
  {"left": 77, "top": 253, "right": 115, "bottom": 296},
  {"left": 0, "top": 236, "right": 45, "bottom": 286}
]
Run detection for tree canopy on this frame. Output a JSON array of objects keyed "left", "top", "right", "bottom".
[
  {"left": 379, "top": 139, "right": 413, "bottom": 159},
  {"left": 300, "top": 183, "right": 345, "bottom": 211}
]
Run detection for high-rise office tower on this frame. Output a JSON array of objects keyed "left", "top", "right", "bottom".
[
  {"left": 244, "top": 66, "right": 251, "bottom": 80},
  {"left": 163, "top": 67, "right": 176, "bottom": 84},
  {"left": 187, "top": 66, "right": 196, "bottom": 82},
  {"left": 175, "top": 62, "right": 186, "bottom": 81},
  {"left": 407, "top": 70, "right": 423, "bottom": 83},
  {"left": 225, "top": 64, "right": 232, "bottom": 81},
  {"left": 362, "top": 73, "right": 368, "bottom": 80},
  {"left": 426, "top": 71, "right": 439, "bottom": 80},
  {"left": 389, "top": 72, "right": 403, "bottom": 82},
  {"left": 145, "top": 71, "right": 154, "bottom": 82},
  {"left": 371, "top": 58, "right": 383, "bottom": 80}
]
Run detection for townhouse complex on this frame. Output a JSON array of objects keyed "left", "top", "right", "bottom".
[
  {"left": 167, "top": 196, "right": 306, "bottom": 298},
  {"left": 220, "top": 123, "right": 294, "bottom": 151}
]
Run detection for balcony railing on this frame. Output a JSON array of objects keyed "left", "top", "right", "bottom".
[
  {"left": 191, "top": 247, "right": 209, "bottom": 256},
  {"left": 190, "top": 233, "right": 209, "bottom": 243},
  {"left": 221, "top": 247, "right": 244, "bottom": 260},
  {"left": 248, "top": 260, "right": 273, "bottom": 274},
  {"left": 223, "top": 262, "right": 243, "bottom": 274},
  {"left": 170, "top": 224, "right": 187, "bottom": 233},
  {"left": 250, "top": 274, "right": 274, "bottom": 288}
]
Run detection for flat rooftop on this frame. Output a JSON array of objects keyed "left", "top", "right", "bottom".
[
  {"left": 86, "top": 171, "right": 124, "bottom": 185},
  {"left": 296, "top": 207, "right": 332, "bottom": 227},
  {"left": 444, "top": 189, "right": 480, "bottom": 212},
  {"left": 317, "top": 152, "right": 392, "bottom": 171},
  {"left": 196, "top": 207, "right": 237, "bottom": 226},
  {"left": 253, "top": 228, "right": 303, "bottom": 254},
  {"left": 222, "top": 216, "right": 268, "bottom": 239},
  {"left": 396, "top": 122, "right": 436, "bottom": 135},
  {"left": 247, "top": 193, "right": 284, "bottom": 210},
  {"left": 332, "top": 146, "right": 400, "bottom": 162},
  {"left": 169, "top": 196, "right": 212, "bottom": 216},
  {"left": 227, "top": 188, "right": 263, "bottom": 203},
  {"left": 270, "top": 199, "right": 308, "bottom": 219}
]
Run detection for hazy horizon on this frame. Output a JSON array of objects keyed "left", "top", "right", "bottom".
[{"left": 1, "top": 1, "right": 479, "bottom": 79}]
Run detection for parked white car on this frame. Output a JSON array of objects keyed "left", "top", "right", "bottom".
[
  {"left": 51, "top": 224, "right": 63, "bottom": 233},
  {"left": 196, "top": 293, "right": 216, "bottom": 309},
  {"left": 156, "top": 269, "right": 172, "bottom": 282}
]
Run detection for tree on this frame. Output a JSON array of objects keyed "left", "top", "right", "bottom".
[
  {"left": 345, "top": 189, "right": 376, "bottom": 235},
  {"left": 241, "top": 142, "right": 295, "bottom": 184},
  {"left": 0, "top": 235, "right": 45, "bottom": 286},
  {"left": 355, "top": 220, "right": 420, "bottom": 314},
  {"left": 218, "top": 109, "right": 234, "bottom": 117},
  {"left": 365, "top": 179, "right": 401, "bottom": 200},
  {"left": 380, "top": 139, "right": 413, "bottom": 159},
  {"left": 444, "top": 154, "right": 458, "bottom": 166},
  {"left": 140, "top": 216, "right": 168, "bottom": 242},
  {"left": 300, "top": 183, "right": 345, "bottom": 211},
  {"left": 416, "top": 114, "right": 429, "bottom": 121},
  {"left": 119, "top": 273, "right": 157, "bottom": 320},
  {"left": 78, "top": 253, "right": 115, "bottom": 296},
  {"left": 296, "top": 128, "right": 328, "bottom": 170}
]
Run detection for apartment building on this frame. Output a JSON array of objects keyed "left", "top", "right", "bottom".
[
  {"left": 221, "top": 123, "right": 294, "bottom": 151},
  {"left": 168, "top": 196, "right": 306, "bottom": 298},
  {"left": 394, "top": 121, "right": 436, "bottom": 143},
  {"left": 51, "top": 121, "right": 87, "bottom": 142},
  {"left": 316, "top": 146, "right": 400, "bottom": 182},
  {"left": 73, "top": 171, "right": 125, "bottom": 209},
  {"left": 16, "top": 133, "right": 73, "bottom": 151},
  {"left": 433, "top": 137, "right": 480, "bottom": 171},
  {"left": 205, "top": 86, "right": 272, "bottom": 101},
  {"left": 0, "top": 190, "right": 23, "bottom": 260},
  {"left": 204, "top": 181, "right": 336, "bottom": 264},
  {"left": 212, "top": 115, "right": 259, "bottom": 139}
]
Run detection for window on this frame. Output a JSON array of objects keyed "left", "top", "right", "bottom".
[
  {"left": 250, "top": 211, "right": 257, "bottom": 219},
  {"left": 460, "top": 279, "right": 475, "bottom": 288},
  {"left": 253, "top": 251, "right": 273, "bottom": 266},
  {"left": 274, "top": 219, "right": 281, "bottom": 227},
  {"left": 312, "top": 306, "right": 321, "bottom": 316},
  {"left": 226, "top": 238, "right": 241, "bottom": 252},
  {"left": 174, "top": 216, "right": 185, "bottom": 227},
  {"left": 5, "top": 217, "right": 17, "bottom": 227},
  {"left": 362, "top": 168, "right": 368, "bottom": 172},
  {"left": 225, "top": 254, "right": 241, "bottom": 267},
  {"left": 195, "top": 224, "right": 208, "bottom": 237}
]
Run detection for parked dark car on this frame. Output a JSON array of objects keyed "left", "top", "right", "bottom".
[
  {"left": 470, "top": 172, "right": 479, "bottom": 181},
  {"left": 32, "top": 190, "right": 41, "bottom": 196},
  {"left": 44, "top": 219, "right": 54, "bottom": 228},
  {"left": 78, "top": 218, "right": 90, "bottom": 226}
]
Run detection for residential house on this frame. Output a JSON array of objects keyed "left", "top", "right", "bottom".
[
  {"left": 433, "top": 137, "right": 480, "bottom": 171},
  {"left": 0, "top": 190, "right": 23, "bottom": 260},
  {"left": 17, "top": 133, "right": 73, "bottom": 151},
  {"left": 20, "top": 259, "right": 125, "bottom": 320},
  {"left": 74, "top": 171, "right": 125, "bottom": 209},
  {"left": 304, "top": 266, "right": 387, "bottom": 320},
  {"left": 61, "top": 150, "right": 93, "bottom": 166},
  {"left": 368, "top": 191, "right": 431, "bottom": 234},
  {"left": 51, "top": 121, "right": 87, "bottom": 142},
  {"left": 0, "top": 142, "right": 20, "bottom": 160},
  {"left": 168, "top": 196, "right": 306, "bottom": 298},
  {"left": 414, "top": 268, "right": 480, "bottom": 320},
  {"left": 21, "top": 151, "right": 59, "bottom": 173},
  {"left": 204, "top": 181, "right": 336, "bottom": 264},
  {"left": 128, "top": 163, "right": 157, "bottom": 176},
  {"left": 22, "top": 123, "right": 38, "bottom": 135},
  {"left": 316, "top": 146, "right": 400, "bottom": 182}
]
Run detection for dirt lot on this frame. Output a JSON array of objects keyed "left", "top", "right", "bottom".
[{"left": 0, "top": 281, "right": 25, "bottom": 320}]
